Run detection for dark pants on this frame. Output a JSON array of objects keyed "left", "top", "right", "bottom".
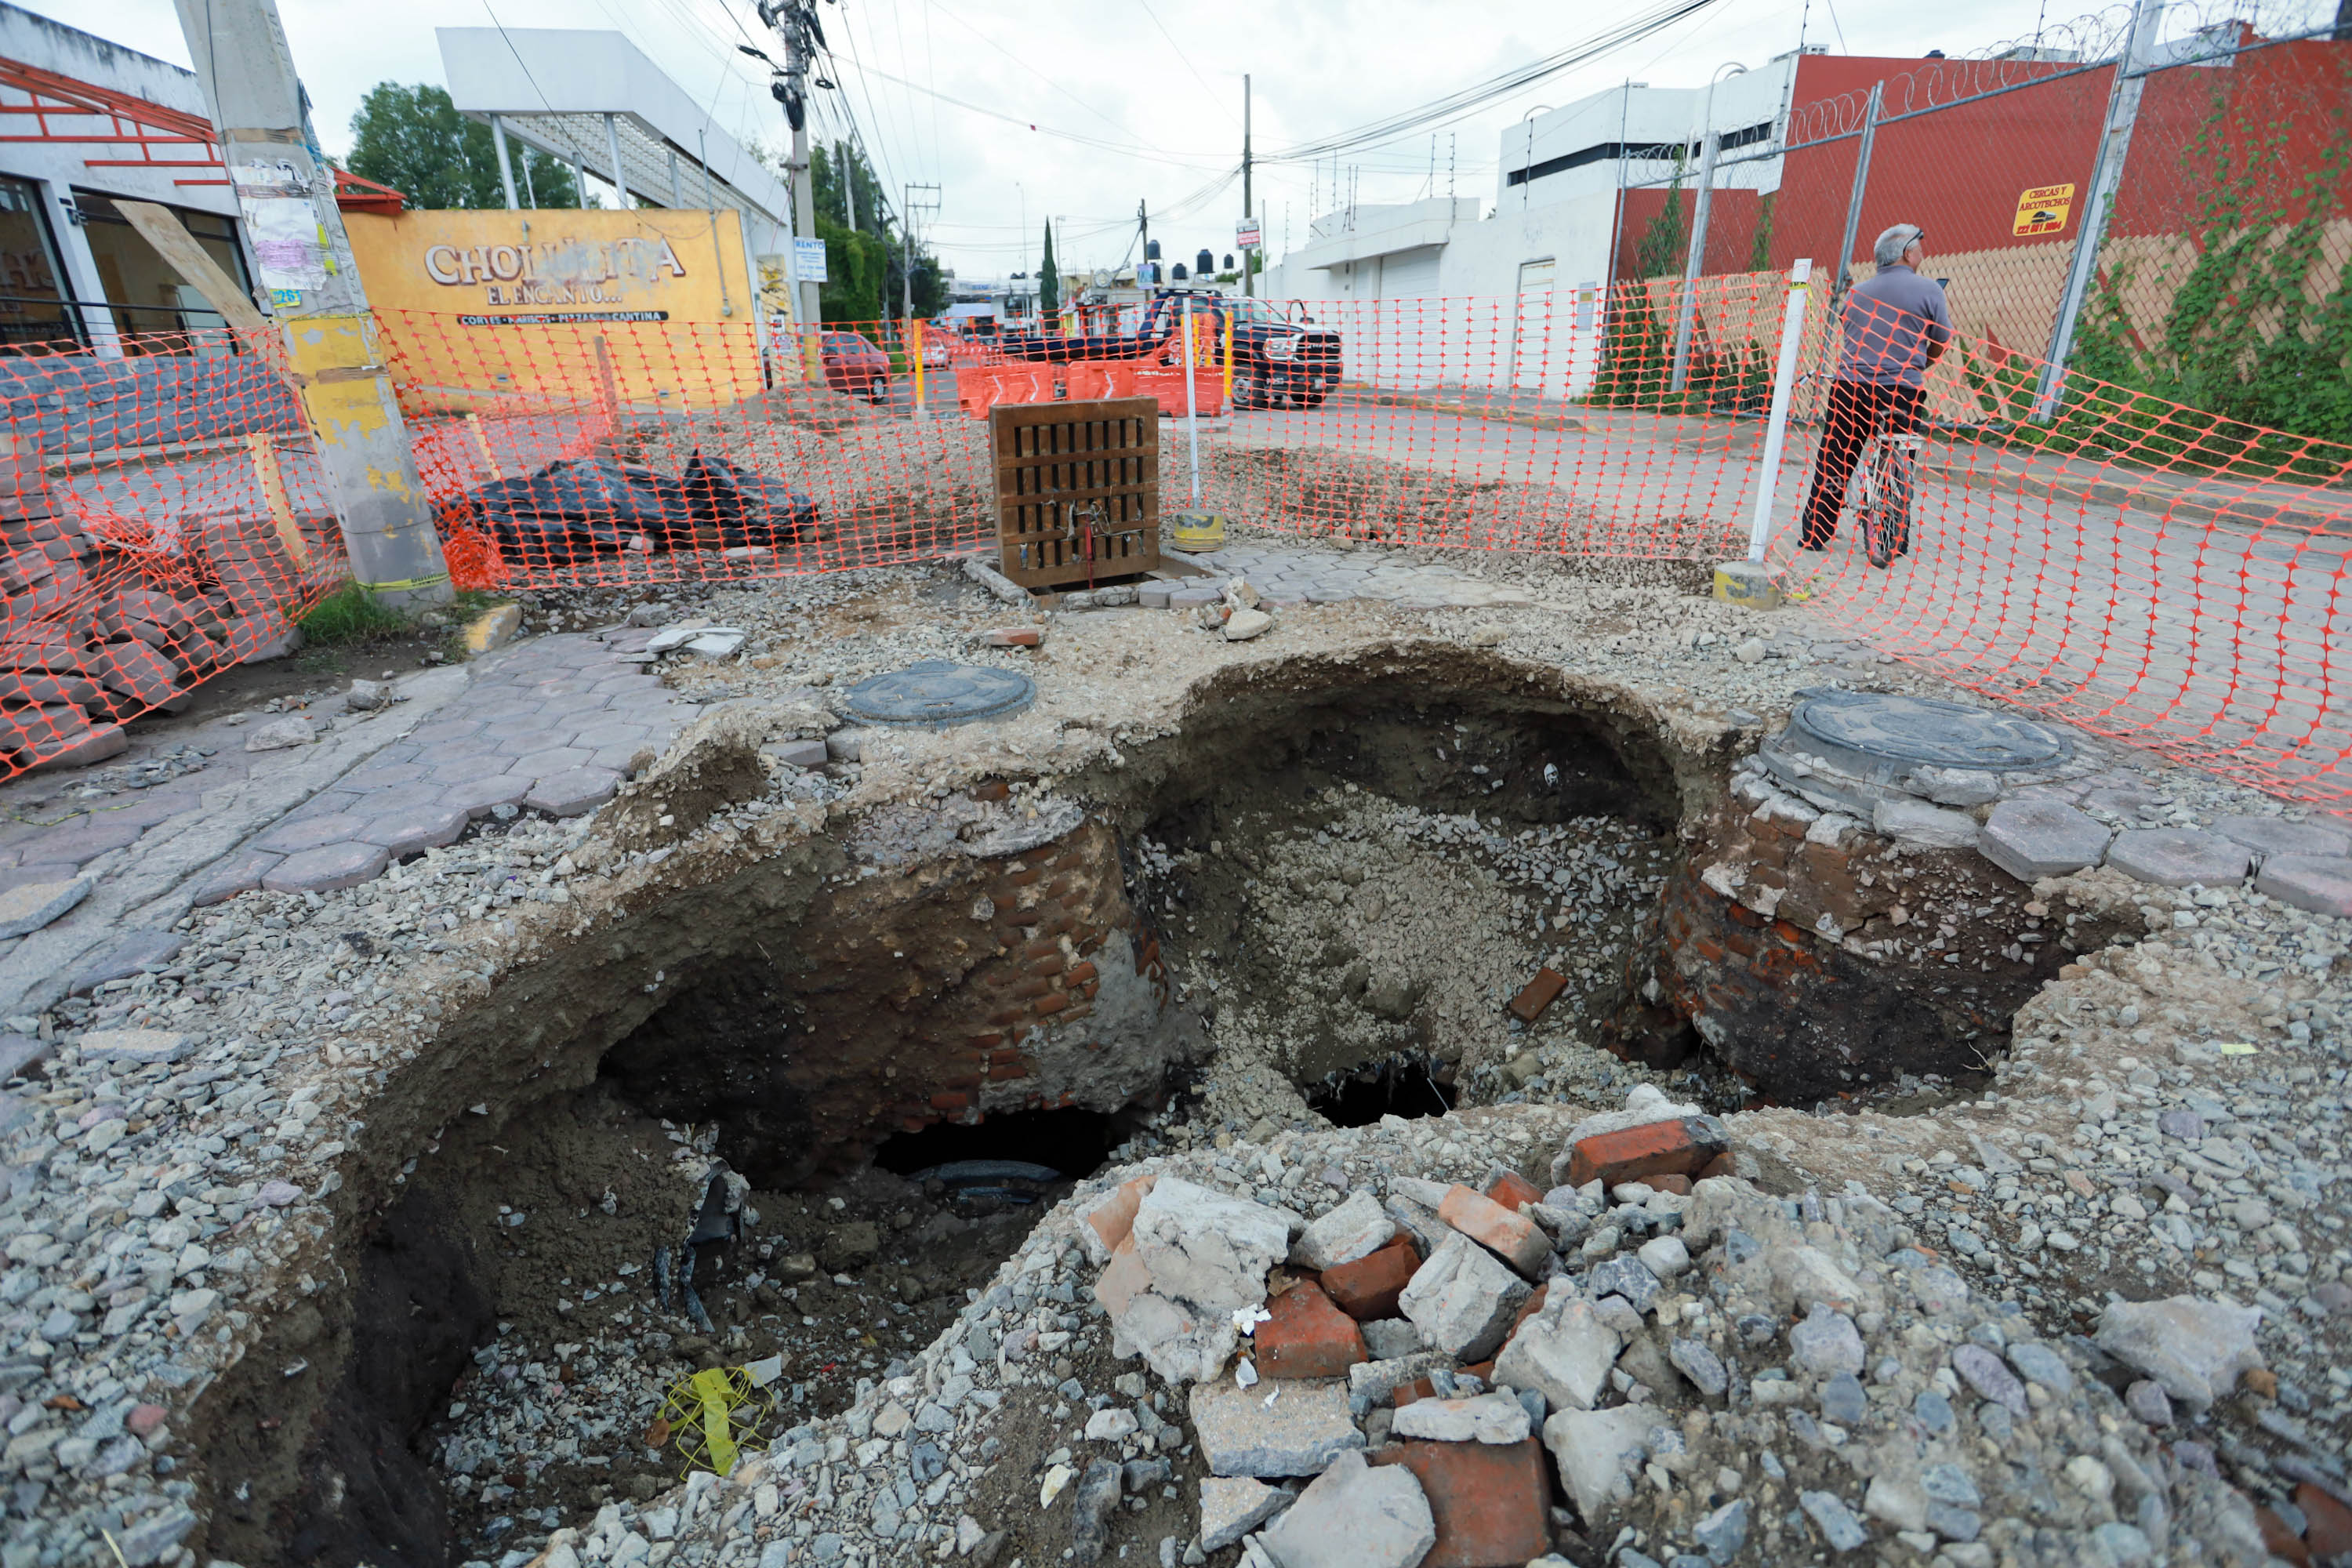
[{"left": 1801, "top": 380, "right": 1925, "bottom": 548}]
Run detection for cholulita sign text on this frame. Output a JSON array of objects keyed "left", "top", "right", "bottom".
[
  {"left": 420, "top": 234, "right": 689, "bottom": 308},
  {"left": 343, "top": 209, "right": 743, "bottom": 325}
]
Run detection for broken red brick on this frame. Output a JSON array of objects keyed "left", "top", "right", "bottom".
[
  {"left": 2297, "top": 1483, "right": 2352, "bottom": 1557},
  {"left": 982, "top": 627, "right": 1042, "bottom": 647},
  {"left": 1321, "top": 1234, "right": 1421, "bottom": 1321},
  {"left": 1484, "top": 1171, "right": 1541, "bottom": 1213},
  {"left": 125, "top": 1404, "right": 168, "bottom": 1438},
  {"left": 1369, "top": 1439, "right": 1552, "bottom": 1568},
  {"left": 1564, "top": 1115, "right": 1731, "bottom": 1189},
  {"left": 1438, "top": 1185, "right": 1550, "bottom": 1277},
  {"left": 1255, "top": 1279, "right": 1367, "bottom": 1380},
  {"left": 1507, "top": 967, "right": 1568, "bottom": 1023},
  {"left": 1083, "top": 1174, "right": 1156, "bottom": 1259},
  {"left": 2256, "top": 1506, "right": 2314, "bottom": 1567},
  {"left": 1649, "top": 1173, "right": 1694, "bottom": 1196},
  {"left": 969, "top": 779, "right": 1012, "bottom": 801},
  {"left": 1094, "top": 1236, "right": 1152, "bottom": 1319}
]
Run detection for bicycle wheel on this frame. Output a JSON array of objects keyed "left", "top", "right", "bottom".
[{"left": 1862, "top": 446, "right": 1896, "bottom": 568}]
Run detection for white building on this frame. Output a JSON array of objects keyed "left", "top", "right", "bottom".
[
  {"left": 0, "top": 3, "right": 256, "bottom": 348},
  {"left": 1259, "top": 53, "right": 1810, "bottom": 397}
]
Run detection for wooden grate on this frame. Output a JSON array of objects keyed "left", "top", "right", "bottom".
[{"left": 989, "top": 396, "right": 1160, "bottom": 590}]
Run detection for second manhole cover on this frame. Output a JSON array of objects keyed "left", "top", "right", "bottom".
[
  {"left": 1789, "top": 690, "right": 2068, "bottom": 777},
  {"left": 840, "top": 661, "right": 1036, "bottom": 728}
]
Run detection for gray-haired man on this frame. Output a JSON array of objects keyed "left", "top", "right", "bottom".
[{"left": 1798, "top": 223, "right": 1952, "bottom": 551}]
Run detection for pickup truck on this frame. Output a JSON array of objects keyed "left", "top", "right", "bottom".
[{"left": 996, "top": 289, "right": 1343, "bottom": 408}]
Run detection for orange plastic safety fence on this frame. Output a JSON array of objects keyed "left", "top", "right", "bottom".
[
  {"left": 5, "top": 285, "right": 2343, "bottom": 802},
  {"left": 0, "top": 331, "right": 343, "bottom": 777}
]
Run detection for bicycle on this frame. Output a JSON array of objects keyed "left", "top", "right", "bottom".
[{"left": 1854, "top": 424, "right": 1922, "bottom": 569}]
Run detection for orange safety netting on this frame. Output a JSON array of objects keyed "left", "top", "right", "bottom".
[
  {"left": 0, "top": 281, "right": 2346, "bottom": 802},
  {"left": 0, "top": 330, "right": 343, "bottom": 775}
]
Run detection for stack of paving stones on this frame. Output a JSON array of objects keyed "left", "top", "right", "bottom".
[
  {"left": 1744, "top": 710, "right": 2352, "bottom": 921},
  {"left": 0, "top": 438, "right": 325, "bottom": 773}
]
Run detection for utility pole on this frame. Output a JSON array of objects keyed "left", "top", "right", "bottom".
[
  {"left": 170, "top": 0, "right": 450, "bottom": 605},
  {"left": 903, "top": 182, "right": 939, "bottom": 323},
  {"left": 1138, "top": 199, "right": 1150, "bottom": 281},
  {"left": 759, "top": 2, "right": 822, "bottom": 364},
  {"left": 1242, "top": 74, "right": 1253, "bottom": 298}
]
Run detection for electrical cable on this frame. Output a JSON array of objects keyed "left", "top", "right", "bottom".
[{"left": 1259, "top": 0, "right": 1718, "bottom": 163}]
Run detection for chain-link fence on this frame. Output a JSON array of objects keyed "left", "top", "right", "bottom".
[{"left": 1617, "top": 1, "right": 2352, "bottom": 446}]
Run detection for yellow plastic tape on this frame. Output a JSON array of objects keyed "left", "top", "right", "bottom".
[{"left": 691, "top": 1367, "right": 739, "bottom": 1476}]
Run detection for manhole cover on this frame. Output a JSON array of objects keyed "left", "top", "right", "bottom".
[
  {"left": 1788, "top": 690, "right": 2068, "bottom": 777},
  {"left": 840, "top": 660, "right": 1036, "bottom": 728}
]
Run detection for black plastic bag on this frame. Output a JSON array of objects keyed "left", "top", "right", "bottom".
[
  {"left": 452, "top": 458, "right": 695, "bottom": 563},
  {"left": 681, "top": 450, "right": 817, "bottom": 548}
]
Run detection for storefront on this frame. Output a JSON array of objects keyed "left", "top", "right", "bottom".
[{"left": 0, "top": 5, "right": 257, "bottom": 352}]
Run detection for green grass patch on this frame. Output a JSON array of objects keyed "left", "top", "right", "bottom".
[{"left": 296, "top": 583, "right": 411, "bottom": 646}]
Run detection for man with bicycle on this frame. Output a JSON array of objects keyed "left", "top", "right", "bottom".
[{"left": 1799, "top": 223, "right": 1951, "bottom": 557}]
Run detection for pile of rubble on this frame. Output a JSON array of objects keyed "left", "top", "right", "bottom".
[{"left": 586, "top": 1084, "right": 2302, "bottom": 1568}]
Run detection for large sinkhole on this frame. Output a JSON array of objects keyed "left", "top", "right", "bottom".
[{"left": 236, "top": 655, "right": 2107, "bottom": 1568}]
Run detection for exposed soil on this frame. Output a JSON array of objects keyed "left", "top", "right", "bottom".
[{"left": 310, "top": 1082, "right": 1069, "bottom": 1566}]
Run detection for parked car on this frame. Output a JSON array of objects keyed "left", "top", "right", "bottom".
[
  {"left": 995, "top": 289, "right": 1342, "bottom": 408},
  {"left": 821, "top": 331, "right": 891, "bottom": 400}
]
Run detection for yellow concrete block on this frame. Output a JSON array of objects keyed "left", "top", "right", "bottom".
[
  {"left": 463, "top": 603, "right": 521, "bottom": 655},
  {"left": 1168, "top": 511, "right": 1227, "bottom": 553},
  {"left": 1712, "top": 560, "right": 1781, "bottom": 611}
]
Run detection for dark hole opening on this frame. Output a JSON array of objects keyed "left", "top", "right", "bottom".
[
  {"left": 870, "top": 1105, "right": 1117, "bottom": 1182},
  {"left": 1308, "top": 1057, "right": 1459, "bottom": 1127}
]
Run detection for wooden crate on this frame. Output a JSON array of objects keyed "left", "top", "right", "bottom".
[{"left": 990, "top": 396, "right": 1160, "bottom": 591}]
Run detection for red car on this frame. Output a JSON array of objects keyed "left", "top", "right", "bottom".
[{"left": 822, "top": 331, "right": 891, "bottom": 400}]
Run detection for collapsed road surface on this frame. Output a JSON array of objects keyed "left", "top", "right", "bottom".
[{"left": 0, "top": 539, "right": 2344, "bottom": 1568}]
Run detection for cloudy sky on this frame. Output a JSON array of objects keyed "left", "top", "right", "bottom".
[{"left": 45, "top": 0, "right": 2299, "bottom": 278}]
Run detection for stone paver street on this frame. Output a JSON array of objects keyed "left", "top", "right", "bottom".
[{"left": 0, "top": 628, "right": 694, "bottom": 1020}]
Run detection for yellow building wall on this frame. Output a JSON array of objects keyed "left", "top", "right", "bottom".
[{"left": 346, "top": 208, "right": 762, "bottom": 411}]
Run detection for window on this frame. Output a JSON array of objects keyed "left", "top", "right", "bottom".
[
  {"left": 72, "top": 191, "right": 252, "bottom": 345},
  {"left": 0, "top": 178, "right": 72, "bottom": 350}
]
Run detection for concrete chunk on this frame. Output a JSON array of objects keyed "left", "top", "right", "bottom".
[
  {"left": 1978, "top": 798, "right": 2111, "bottom": 881},
  {"left": 78, "top": 1029, "right": 194, "bottom": 1066},
  {"left": 1389, "top": 1390, "right": 1530, "bottom": 1444},
  {"left": 1542, "top": 1403, "right": 1659, "bottom": 1524},
  {"left": 1189, "top": 1378, "right": 1363, "bottom": 1478},
  {"left": 1493, "top": 1293, "right": 1622, "bottom": 1413},
  {"left": 1132, "top": 1177, "right": 1298, "bottom": 1312},
  {"left": 2094, "top": 1295, "right": 2264, "bottom": 1410},
  {"left": 525, "top": 766, "right": 622, "bottom": 818},
  {"left": 1399, "top": 1231, "right": 1530, "bottom": 1362},
  {"left": 1292, "top": 1189, "right": 1395, "bottom": 1272},
  {"left": 1256, "top": 1450, "right": 1433, "bottom": 1568},
  {"left": 67, "top": 931, "right": 184, "bottom": 996},
  {"left": 2107, "top": 828, "right": 2250, "bottom": 888},
  {"left": 1199, "top": 1477, "right": 1290, "bottom": 1552}
]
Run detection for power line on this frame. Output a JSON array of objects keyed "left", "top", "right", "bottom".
[
  {"left": 1261, "top": 0, "right": 1719, "bottom": 162},
  {"left": 833, "top": 59, "right": 1240, "bottom": 169}
]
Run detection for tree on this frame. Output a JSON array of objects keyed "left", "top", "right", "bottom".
[
  {"left": 1039, "top": 221, "right": 1059, "bottom": 316},
  {"left": 1633, "top": 165, "right": 1689, "bottom": 281},
  {"left": 347, "top": 83, "right": 577, "bottom": 210}
]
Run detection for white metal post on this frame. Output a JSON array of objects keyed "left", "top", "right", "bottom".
[
  {"left": 1181, "top": 297, "right": 1203, "bottom": 506},
  {"left": 1747, "top": 258, "right": 1814, "bottom": 563},
  {"left": 2034, "top": 0, "right": 2166, "bottom": 421},
  {"left": 604, "top": 113, "right": 631, "bottom": 208},
  {"left": 490, "top": 114, "right": 520, "bottom": 210}
]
